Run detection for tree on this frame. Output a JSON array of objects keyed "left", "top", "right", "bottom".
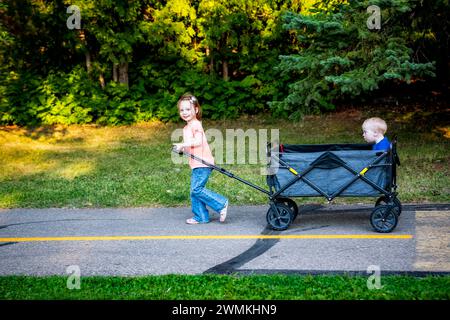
[
  {"left": 270, "top": 0, "right": 437, "bottom": 119},
  {"left": 65, "top": 0, "right": 150, "bottom": 88}
]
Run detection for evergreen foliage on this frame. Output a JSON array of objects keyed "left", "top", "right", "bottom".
[{"left": 270, "top": 0, "right": 439, "bottom": 119}]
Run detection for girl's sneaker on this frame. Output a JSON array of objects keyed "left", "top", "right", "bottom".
[
  {"left": 186, "top": 218, "right": 199, "bottom": 225},
  {"left": 219, "top": 201, "right": 228, "bottom": 223}
]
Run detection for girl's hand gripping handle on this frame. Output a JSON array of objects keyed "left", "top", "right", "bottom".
[{"left": 172, "top": 144, "right": 184, "bottom": 154}]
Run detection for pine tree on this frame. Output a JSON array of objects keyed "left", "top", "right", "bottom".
[{"left": 270, "top": 0, "right": 437, "bottom": 119}]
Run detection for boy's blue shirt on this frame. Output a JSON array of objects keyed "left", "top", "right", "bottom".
[{"left": 373, "top": 136, "right": 390, "bottom": 150}]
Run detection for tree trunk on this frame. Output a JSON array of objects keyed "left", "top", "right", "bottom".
[
  {"left": 118, "top": 62, "right": 129, "bottom": 87},
  {"left": 210, "top": 57, "right": 214, "bottom": 75},
  {"left": 220, "top": 33, "right": 230, "bottom": 81},
  {"left": 222, "top": 60, "right": 229, "bottom": 81},
  {"left": 112, "top": 64, "right": 118, "bottom": 82},
  {"left": 206, "top": 47, "right": 214, "bottom": 75},
  {"left": 85, "top": 51, "right": 92, "bottom": 74}
]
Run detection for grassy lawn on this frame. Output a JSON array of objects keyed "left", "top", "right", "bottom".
[
  {"left": 0, "top": 274, "right": 449, "bottom": 300},
  {"left": 0, "top": 108, "right": 448, "bottom": 208}
]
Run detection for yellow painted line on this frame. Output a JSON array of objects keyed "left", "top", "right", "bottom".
[{"left": 0, "top": 234, "right": 413, "bottom": 242}]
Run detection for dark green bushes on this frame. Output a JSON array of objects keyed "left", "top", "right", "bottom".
[
  {"left": 0, "top": 67, "right": 279, "bottom": 125},
  {"left": 0, "top": 0, "right": 447, "bottom": 125}
]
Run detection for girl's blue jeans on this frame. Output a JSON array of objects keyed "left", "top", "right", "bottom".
[{"left": 190, "top": 167, "right": 228, "bottom": 223}]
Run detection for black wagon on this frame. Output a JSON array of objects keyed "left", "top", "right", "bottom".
[{"left": 173, "top": 138, "right": 401, "bottom": 233}]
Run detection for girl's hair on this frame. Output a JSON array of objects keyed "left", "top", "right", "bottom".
[
  {"left": 177, "top": 93, "right": 202, "bottom": 120},
  {"left": 362, "top": 117, "right": 387, "bottom": 134}
]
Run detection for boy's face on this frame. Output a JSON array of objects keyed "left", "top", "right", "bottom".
[
  {"left": 362, "top": 123, "right": 381, "bottom": 143},
  {"left": 179, "top": 100, "right": 198, "bottom": 122}
]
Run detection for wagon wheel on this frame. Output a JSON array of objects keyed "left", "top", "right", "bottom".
[
  {"left": 266, "top": 203, "right": 293, "bottom": 231},
  {"left": 375, "top": 196, "right": 402, "bottom": 216},
  {"left": 275, "top": 197, "right": 299, "bottom": 221},
  {"left": 370, "top": 205, "right": 398, "bottom": 233}
]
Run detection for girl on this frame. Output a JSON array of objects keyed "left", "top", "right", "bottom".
[{"left": 173, "top": 94, "right": 229, "bottom": 224}]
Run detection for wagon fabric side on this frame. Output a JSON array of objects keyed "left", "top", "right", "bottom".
[{"left": 270, "top": 144, "right": 390, "bottom": 198}]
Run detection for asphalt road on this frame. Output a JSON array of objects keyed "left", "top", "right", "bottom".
[{"left": 0, "top": 203, "right": 449, "bottom": 276}]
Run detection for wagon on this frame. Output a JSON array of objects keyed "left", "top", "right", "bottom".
[{"left": 173, "top": 137, "right": 401, "bottom": 233}]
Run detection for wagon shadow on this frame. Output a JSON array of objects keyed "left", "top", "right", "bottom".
[{"left": 290, "top": 206, "right": 374, "bottom": 232}]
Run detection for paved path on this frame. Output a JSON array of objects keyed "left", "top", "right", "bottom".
[{"left": 0, "top": 204, "right": 449, "bottom": 276}]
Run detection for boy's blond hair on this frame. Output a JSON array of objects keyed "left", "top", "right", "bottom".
[{"left": 363, "top": 117, "right": 387, "bottom": 134}]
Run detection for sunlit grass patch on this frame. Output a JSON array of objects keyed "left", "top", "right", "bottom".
[{"left": 0, "top": 111, "right": 448, "bottom": 208}]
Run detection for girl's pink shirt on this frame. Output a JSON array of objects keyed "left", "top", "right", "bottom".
[{"left": 183, "top": 119, "right": 214, "bottom": 169}]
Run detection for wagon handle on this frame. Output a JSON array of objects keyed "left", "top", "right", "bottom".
[{"left": 171, "top": 147, "right": 272, "bottom": 196}]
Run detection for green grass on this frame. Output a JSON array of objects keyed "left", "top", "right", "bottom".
[
  {"left": 0, "top": 108, "right": 448, "bottom": 208},
  {"left": 0, "top": 274, "right": 449, "bottom": 300}
]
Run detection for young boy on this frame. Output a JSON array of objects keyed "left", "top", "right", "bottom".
[{"left": 362, "top": 117, "right": 391, "bottom": 150}]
